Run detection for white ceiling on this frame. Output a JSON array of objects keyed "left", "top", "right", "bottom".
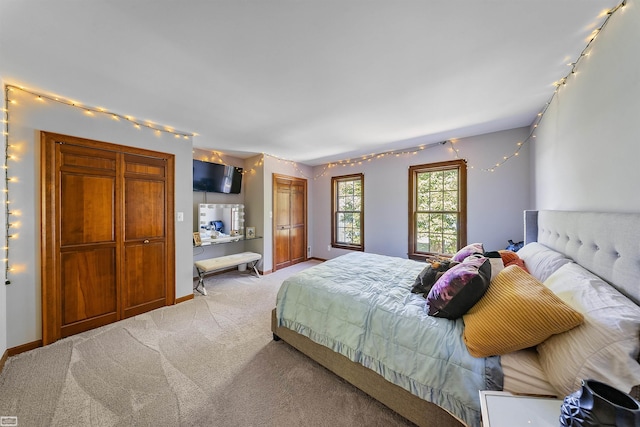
[{"left": 0, "top": 0, "right": 619, "bottom": 165}]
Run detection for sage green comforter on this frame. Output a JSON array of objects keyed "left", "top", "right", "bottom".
[{"left": 276, "top": 252, "right": 502, "bottom": 427}]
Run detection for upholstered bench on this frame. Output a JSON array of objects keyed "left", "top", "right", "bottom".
[{"left": 194, "top": 252, "right": 262, "bottom": 295}]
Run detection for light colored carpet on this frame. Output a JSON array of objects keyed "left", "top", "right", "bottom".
[{"left": 0, "top": 261, "right": 414, "bottom": 426}]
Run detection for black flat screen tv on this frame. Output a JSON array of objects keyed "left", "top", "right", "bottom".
[{"left": 193, "top": 159, "right": 243, "bottom": 194}]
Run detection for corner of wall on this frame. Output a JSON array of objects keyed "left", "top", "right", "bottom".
[{"left": 243, "top": 154, "right": 267, "bottom": 270}]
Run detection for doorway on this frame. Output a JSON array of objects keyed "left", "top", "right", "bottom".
[{"left": 272, "top": 174, "right": 307, "bottom": 271}]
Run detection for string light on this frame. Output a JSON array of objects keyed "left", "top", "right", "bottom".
[
  {"left": 5, "top": 85, "right": 196, "bottom": 139},
  {"left": 2, "top": 84, "right": 198, "bottom": 285},
  {"left": 317, "top": 141, "right": 447, "bottom": 176},
  {"left": 450, "top": 0, "right": 625, "bottom": 172},
  {"left": 194, "top": 148, "right": 328, "bottom": 180},
  {"left": 3, "top": 86, "right": 11, "bottom": 284},
  {"left": 195, "top": 141, "right": 447, "bottom": 181}
]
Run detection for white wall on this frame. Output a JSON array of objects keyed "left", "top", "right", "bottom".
[
  {"left": 260, "top": 156, "right": 314, "bottom": 273},
  {"left": 311, "top": 127, "right": 531, "bottom": 260},
  {"left": 532, "top": 1, "right": 640, "bottom": 211},
  {"left": 5, "top": 87, "right": 193, "bottom": 347},
  {"left": 243, "top": 154, "right": 266, "bottom": 270}
]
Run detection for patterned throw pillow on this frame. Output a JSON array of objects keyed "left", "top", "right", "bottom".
[
  {"left": 411, "top": 260, "right": 457, "bottom": 296},
  {"left": 451, "top": 243, "right": 484, "bottom": 262},
  {"left": 426, "top": 256, "right": 491, "bottom": 319}
]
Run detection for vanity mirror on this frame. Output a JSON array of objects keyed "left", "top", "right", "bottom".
[{"left": 198, "top": 203, "right": 245, "bottom": 242}]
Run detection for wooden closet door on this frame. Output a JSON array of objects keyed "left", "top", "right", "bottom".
[
  {"left": 122, "top": 154, "right": 170, "bottom": 318},
  {"left": 42, "top": 132, "right": 175, "bottom": 345},
  {"left": 290, "top": 181, "right": 306, "bottom": 264},
  {"left": 274, "top": 177, "right": 292, "bottom": 270},
  {"left": 55, "top": 144, "right": 120, "bottom": 339},
  {"left": 273, "top": 174, "right": 307, "bottom": 271}
]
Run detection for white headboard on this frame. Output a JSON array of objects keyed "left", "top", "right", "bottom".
[{"left": 524, "top": 210, "right": 640, "bottom": 305}]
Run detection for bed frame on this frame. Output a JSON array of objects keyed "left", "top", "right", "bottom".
[{"left": 271, "top": 210, "right": 640, "bottom": 426}]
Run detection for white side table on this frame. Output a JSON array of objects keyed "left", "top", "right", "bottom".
[{"left": 479, "top": 391, "right": 563, "bottom": 427}]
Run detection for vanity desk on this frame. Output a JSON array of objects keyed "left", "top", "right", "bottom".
[{"left": 192, "top": 203, "right": 262, "bottom": 295}]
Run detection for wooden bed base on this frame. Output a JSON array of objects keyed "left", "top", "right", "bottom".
[{"left": 271, "top": 309, "right": 465, "bottom": 427}]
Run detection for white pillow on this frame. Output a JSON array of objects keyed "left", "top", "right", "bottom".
[
  {"left": 516, "top": 242, "right": 572, "bottom": 282},
  {"left": 501, "top": 349, "right": 558, "bottom": 397},
  {"left": 538, "top": 262, "right": 640, "bottom": 396}
]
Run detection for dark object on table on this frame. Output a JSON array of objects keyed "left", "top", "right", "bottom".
[
  {"left": 506, "top": 239, "right": 524, "bottom": 251},
  {"left": 559, "top": 379, "right": 640, "bottom": 427}
]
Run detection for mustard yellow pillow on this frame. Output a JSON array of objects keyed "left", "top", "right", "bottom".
[{"left": 462, "top": 265, "right": 583, "bottom": 358}]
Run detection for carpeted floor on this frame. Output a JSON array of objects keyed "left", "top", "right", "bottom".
[{"left": 0, "top": 261, "right": 414, "bottom": 426}]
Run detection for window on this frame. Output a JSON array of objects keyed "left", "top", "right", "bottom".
[
  {"left": 409, "top": 160, "right": 466, "bottom": 259},
  {"left": 331, "top": 173, "right": 364, "bottom": 251}
]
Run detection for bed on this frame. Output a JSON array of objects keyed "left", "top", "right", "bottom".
[{"left": 271, "top": 210, "right": 640, "bottom": 426}]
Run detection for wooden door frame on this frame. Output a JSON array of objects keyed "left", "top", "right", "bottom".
[
  {"left": 41, "top": 132, "right": 175, "bottom": 345},
  {"left": 272, "top": 173, "right": 307, "bottom": 272}
]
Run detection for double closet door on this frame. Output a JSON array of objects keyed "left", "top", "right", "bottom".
[
  {"left": 273, "top": 174, "right": 307, "bottom": 271},
  {"left": 41, "top": 132, "right": 175, "bottom": 345}
]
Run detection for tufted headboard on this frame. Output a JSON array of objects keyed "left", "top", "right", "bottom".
[{"left": 524, "top": 210, "right": 640, "bottom": 305}]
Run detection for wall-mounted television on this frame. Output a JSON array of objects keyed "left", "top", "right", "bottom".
[{"left": 193, "top": 159, "right": 243, "bottom": 194}]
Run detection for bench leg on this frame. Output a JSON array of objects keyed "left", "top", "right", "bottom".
[
  {"left": 249, "top": 260, "right": 260, "bottom": 278},
  {"left": 194, "top": 268, "right": 208, "bottom": 296}
]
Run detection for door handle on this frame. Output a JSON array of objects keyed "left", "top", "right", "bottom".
[{"left": 143, "top": 239, "right": 150, "bottom": 244}]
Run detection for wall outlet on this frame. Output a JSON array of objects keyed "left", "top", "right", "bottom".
[
  {"left": 327, "top": 245, "right": 331, "bottom": 251},
  {"left": 176, "top": 212, "right": 184, "bottom": 222}
]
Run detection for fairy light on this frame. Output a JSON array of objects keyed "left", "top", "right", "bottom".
[
  {"left": 451, "top": 0, "right": 625, "bottom": 172},
  {"left": 2, "top": 84, "right": 197, "bottom": 284},
  {"left": 260, "top": 142, "right": 443, "bottom": 179},
  {"left": 3, "top": 86, "right": 11, "bottom": 284},
  {"left": 5, "top": 85, "right": 196, "bottom": 139}
]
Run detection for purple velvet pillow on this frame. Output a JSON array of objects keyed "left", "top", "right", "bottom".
[
  {"left": 451, "top": 243, "right": 484, "bottom": 262},
  {"left": 426, "top": 256, "right": 491, "bottom": 319}
]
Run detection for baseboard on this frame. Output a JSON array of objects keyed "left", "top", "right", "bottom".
[
  {"left": 0, "top": 348, "right": 8, "bottom": 373},
  {"left": 7, "top": 339, "right": 42, "bottom": 357},
  {"left": 308, "top": 257, "right": 327, "bottom": 262},
  {"left": 175, "top": 294, "right": 194, "bottom": 304}
]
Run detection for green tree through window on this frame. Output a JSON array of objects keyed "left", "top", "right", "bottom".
[
  {"left": 331, "top": 173, "right": 364, "bottom": 251},
  {"left": 409, "top": 160, "right": 466, "bottom": 259}
]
